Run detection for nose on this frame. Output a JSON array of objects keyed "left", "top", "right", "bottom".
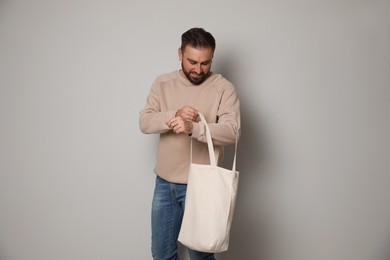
[{"left": 194, "top": 64, "right": 201, "bottom": 74}]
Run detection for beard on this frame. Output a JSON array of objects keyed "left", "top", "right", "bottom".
[{"left": 181, "top": 63, "right": 210, "bottom": 85}]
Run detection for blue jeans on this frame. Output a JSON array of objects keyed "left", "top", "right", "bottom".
[{"left": 151, "top": 175, "right": 216, "bottom": 260}]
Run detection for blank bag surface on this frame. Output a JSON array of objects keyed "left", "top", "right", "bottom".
[{"left": 178, "top": 113, "right": 239, "bottom": 253}]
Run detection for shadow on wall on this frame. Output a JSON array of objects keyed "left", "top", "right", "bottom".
[
  {"left": 219, "top": 104, "right": 272, "bottom": 260},
  {"left": 214, "top": 55, "right": 274, "bottom": 260}
]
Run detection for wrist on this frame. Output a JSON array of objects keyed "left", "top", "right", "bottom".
[
  {"left": 189, "top": 121, "right": 200, "bottom": 139},
  {"left": 187, "top": 121, "right": 193, "bottom": 134}
]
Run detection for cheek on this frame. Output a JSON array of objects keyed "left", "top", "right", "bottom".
[
  {"left": 202, "top": 65, "right": 211, "bottom": 72},
  {"left": 183, "top": 62, "right": 193, "bottom": 70}
]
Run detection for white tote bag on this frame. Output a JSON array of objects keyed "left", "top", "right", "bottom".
[{"left": 178, "top": 113, "right": 239, "bottom": 253}]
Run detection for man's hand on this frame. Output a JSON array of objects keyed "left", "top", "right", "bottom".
[
  {"left": 175, "top": 106, "right": 199, "bottom": 122},
  {"left": 167, "top": 117, "right": 193, "bottom": 134}
]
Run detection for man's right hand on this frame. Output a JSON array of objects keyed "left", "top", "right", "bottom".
[{"left": 175, "top": 106, "right": 199, "bottom": 122}]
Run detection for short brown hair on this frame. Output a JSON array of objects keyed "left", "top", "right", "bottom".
[{"left": 181, "top": 28, "right": 216, "bottom": 53}]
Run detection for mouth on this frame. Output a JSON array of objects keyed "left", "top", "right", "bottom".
[{"left": 191, "top": 73, "right": 203, "bottom": 79}]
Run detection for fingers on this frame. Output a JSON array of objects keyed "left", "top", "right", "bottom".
[
  {"left": 167, "top": 117, "right": 193, "bottom": 134},
  {"left": 167, "top": 117, "right": 182, "bottom": 133},
  {"left": 177, "top": 106, "right": 199, "bottom": 121},
  {"left": 183, "top": 113, "right": 197, "bottom": 122},
  {"left": 186, "top": 107, "right": 199, "bottom": 119},
  {"left": 167, "top": 117, "right": 178, "bottom": 129}
]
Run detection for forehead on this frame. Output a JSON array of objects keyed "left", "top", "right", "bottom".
[{"left": 182, "top": 45, "right": 214, "bottom": 61}]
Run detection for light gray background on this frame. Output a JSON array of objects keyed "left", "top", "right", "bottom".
[{"left": 1, "top": 1, "right": 389, "bottom": 260}]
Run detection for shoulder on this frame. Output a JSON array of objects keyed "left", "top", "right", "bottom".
[
  {"left": 153, "top": 71, "right": 179, "bottom": 84},
  {"left": 208, "top": 73, "right": 236, "bottom": 93}
]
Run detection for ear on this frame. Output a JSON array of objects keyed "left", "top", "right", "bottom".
[{"left": 178, "top": 47, "right": 183, "bottom": 61}]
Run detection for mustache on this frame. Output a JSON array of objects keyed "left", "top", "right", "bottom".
[{"left": 191, "top": 72, "right": 204, "bottom": 76}]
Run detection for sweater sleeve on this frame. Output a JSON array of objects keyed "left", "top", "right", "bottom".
[
  {"left": 191, "top": 83, "right": 241, "bottom": 146},
  {"left": 139, "top": 80, "right": 176, "bottom": 134}
]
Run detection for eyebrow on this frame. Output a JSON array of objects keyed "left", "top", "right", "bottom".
[{"left": 187, "top": 58, "right": 211, "bottom": 65}]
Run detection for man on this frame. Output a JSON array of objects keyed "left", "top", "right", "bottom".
[{"left": 139, "top": 27, "right": 240, "bottom": 260}]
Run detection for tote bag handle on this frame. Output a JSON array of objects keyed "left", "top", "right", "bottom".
[{"left": 193, "top": 112, "right": 238, "bottom": 172}]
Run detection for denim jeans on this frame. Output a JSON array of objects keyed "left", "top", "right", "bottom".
[{"left": 151, "top": 175, "right": 216, "bottom": 260}]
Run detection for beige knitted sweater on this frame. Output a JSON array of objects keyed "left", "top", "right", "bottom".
[{"left": 139, "top": 70, "right": 240, "bottom": 184}]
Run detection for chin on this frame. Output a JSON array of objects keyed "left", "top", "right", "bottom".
[{"left": 190, "top": 78, "right": 204, "bottom": 85}]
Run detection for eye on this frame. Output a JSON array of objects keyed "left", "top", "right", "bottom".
[{"left": 190, "top": 61, "right": 197, "bottom": 65}]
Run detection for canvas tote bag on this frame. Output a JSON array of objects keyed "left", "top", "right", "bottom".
[{"left": 178, "top": 112, "right": 239, "bottom": 253}]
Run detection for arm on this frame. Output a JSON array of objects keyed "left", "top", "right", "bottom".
[
  {"left": 191, "top": 84, "right": 241, "bottom": 146},
  {"left": 139, "top": 82, "right": 176, "bottom": 134}
]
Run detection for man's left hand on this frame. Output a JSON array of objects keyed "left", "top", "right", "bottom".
[{"left": 167, "top": 117, "right": 193, "bottom": 134}]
